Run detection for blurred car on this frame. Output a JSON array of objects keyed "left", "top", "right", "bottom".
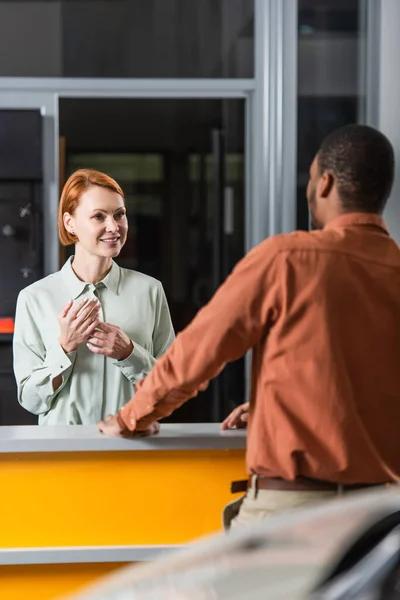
[{"left": 61, "top": 485, "right": 400, "bottom": 600}]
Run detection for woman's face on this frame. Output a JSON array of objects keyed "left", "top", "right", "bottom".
[{"left": 64, "top": 185, "right": 128, "bottom": 258}]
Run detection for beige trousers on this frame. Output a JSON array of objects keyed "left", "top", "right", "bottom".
[{"left": 223, "top": 486, "right": 343, "bottom": 531}]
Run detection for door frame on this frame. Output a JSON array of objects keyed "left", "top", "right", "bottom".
[{"left": 0, "top": 81, "right": 257, "bottom": 411}]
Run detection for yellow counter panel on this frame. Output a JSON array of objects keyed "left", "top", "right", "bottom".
[
  {"left": 0, "top": 424, "right": 247, "bottom": 599},
  {"left": 0, "top": 563, "right": 125, "bottom": 600}
]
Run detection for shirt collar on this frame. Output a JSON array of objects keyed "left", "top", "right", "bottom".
[
  {"left": 101, "top": 260, "right": 120, "bottom": 294},
  {"left": 324, "top": 213, "right": 389, "bottom": 234},
  {"left": 61, "top": 257, "right": 121, "bottom": 299}
]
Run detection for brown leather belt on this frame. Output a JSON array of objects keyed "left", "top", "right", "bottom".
[{"left": 230, "top": 476, "right": 386, "bottom": 494}]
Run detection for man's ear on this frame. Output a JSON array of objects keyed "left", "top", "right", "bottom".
[{"left": 318, "top": 172, "right": 334, "bottom": 198}]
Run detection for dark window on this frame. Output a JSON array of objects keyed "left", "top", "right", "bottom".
[
  {"left": 297, "top": 0, "right": 365, "bottom": 230},
  {"left": 0, "top": 0, "right": 254, "bottom": 78}
]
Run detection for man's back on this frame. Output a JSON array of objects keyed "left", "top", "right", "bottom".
[{"left": 247, "top": 213, "right": 400, "bottom": 484}]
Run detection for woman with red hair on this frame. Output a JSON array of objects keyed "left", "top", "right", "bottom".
[{"left": 13, "top": 169, "right": 175, "bottom": 425}]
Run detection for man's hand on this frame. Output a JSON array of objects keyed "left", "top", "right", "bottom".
[
  {"left": 59, "top": 297, "right": 100, "bottom": 354},
  {"left": 221, "top": 402, "right": 249, "bottom": 430},
  {"left": 98, "top": 414, "right": 160, "bottom": 437},
  {"left": 87, "top": 322, "right": 133, "bottom": 361}
]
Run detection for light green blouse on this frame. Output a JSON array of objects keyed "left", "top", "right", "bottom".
[{"left": 13, "top": 258, "right": 175, "bottom": 425}]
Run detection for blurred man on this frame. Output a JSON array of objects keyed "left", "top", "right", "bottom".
[{"left": 99, "top": 125, "right": 400, "bottom": 529}]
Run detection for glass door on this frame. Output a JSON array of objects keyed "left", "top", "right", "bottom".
[{"left": 59, "top": 97, "right": 246, "bottom": 422}]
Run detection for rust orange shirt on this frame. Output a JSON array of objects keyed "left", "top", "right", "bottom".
[{"left": 118, "top": 213, "right": 400, "bottom": 484}]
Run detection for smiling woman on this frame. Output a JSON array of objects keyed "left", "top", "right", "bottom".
[{"left": 12, "top": 170, "right": 175, "bottom": 425}]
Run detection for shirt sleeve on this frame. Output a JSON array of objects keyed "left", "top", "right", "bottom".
[
  {"left": 113, "top": 282, "right": 175, "bottom": 384},
  {"left": 117, "top": 240, "right": 281, "bottom": 432},
  {"left": 13, "top": 290, "right": 77, "bottom": 416}
]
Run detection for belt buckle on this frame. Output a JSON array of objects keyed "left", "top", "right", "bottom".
[{"left": 250, "top": 474, "right": 259, "bottom": 499}]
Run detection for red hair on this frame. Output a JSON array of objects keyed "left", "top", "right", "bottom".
[{"left": 58, "top": 169, "right": 125, "bottom": 246}]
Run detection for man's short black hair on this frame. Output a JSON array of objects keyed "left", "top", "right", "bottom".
[{"left": 317, "top": 124, "right": 395, "bottom": 214}]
